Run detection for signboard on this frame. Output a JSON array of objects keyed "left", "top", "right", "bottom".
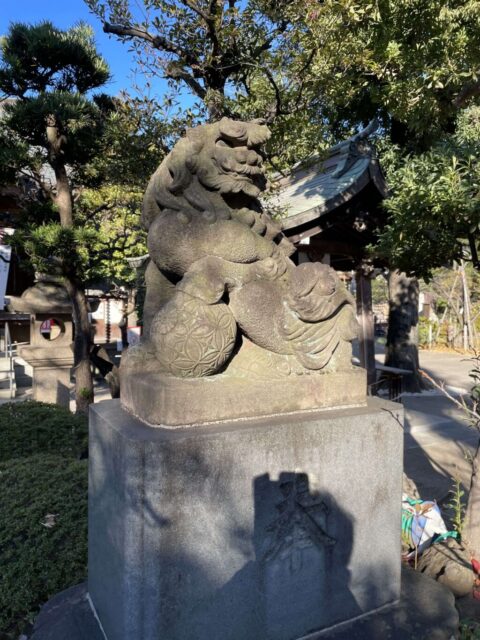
[{"left": 0, "top": 245, "right": 11, "bottom": 310}]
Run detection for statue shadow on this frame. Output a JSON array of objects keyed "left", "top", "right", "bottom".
[
  {"left": 182, "top": 472, "right": 384, "bottom": 640},
  {"left": 89, "top": 425, "right": 397, "bottom": 640}
]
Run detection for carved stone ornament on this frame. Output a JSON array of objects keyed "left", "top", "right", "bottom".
[
  {"left": 121, "top": 118, "right": 365, "bottom": 424},
  {"left": 262, "top": 475, "right": 336, "bottom": 573}
]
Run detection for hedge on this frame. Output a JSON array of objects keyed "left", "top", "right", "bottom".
[{"left": 0, "top": 402, "right": 88, "bottom": 639}]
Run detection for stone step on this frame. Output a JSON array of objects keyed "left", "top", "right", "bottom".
[
  {"left": 15, "top": 374, "right": 32, "bottom": 388},
  {"left": 14, "top": 360, "right": 32, "bottom": 387},
  {"left": 0, "top": 385, "right": 16, "bottom": 399}
]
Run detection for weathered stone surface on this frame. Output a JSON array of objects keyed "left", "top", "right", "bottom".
[
  {"left": 89, "top": 397, "right": 403, "bottom": 640},
  {"left": 9, "top": 274, "right": 74, "bottom": 406},
  {"left": 121, "top": 118, "right": 361, "bottom": 408},
  {"left": 9, "top": 275, "right": 71, "bottom": 314},
  {"left": 27, "top": 566, "right": 459, "bottom": 640},
  {"left": 29, "top": 583, "right": 104, "bottom": 640},
  {"left": 19, "top": 350, "right": 72, "bottom": 406},
  {"left": 121, "top": 364, "right": 366, "bottom": 426},
  {"left": 19, "top": 319, "right": 73, "bottom": 407},
  {"left": 416, "top": 538, "right": 473, "bottom": 597},
  {"left": 311, "top": 565, "right": 459, "bottom": 640}
]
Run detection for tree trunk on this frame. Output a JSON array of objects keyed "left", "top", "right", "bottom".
[
  {"left": 355, "top": 264, "right": 376, "bottom": 391},
  {"left": 463, "top": 437, "right": 480, "bottom": 557},
  {"left": 460, "top": 260, "right": 476, "bottom": 350},
  {"left": 64, "top": 277, "right": 94, "bottom": 415},
  {"left": 47, "top": 122, "right": 94, "bottom": 413},
  {"left": 53, "top": 163, "right": 74, "bottom": 226},
  {"left": 385, "top": 270, "right": 426, "bottom": 392}
]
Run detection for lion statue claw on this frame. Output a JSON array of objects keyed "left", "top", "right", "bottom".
[{"left": 122, "top": 117, "right": 357, "bottom": 379}]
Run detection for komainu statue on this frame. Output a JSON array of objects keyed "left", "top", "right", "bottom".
[{"left": 121, "top": 118, "right": 363, "bottom": 425}]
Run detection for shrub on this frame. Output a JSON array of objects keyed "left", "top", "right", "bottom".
[
  {"left": 0, "top": 401, "right": 87, "bottom": 461},
  {"left": 418, "top": 316, "right": 438, "bottom": 348},
  {"left": 0, "top": 454, "right": 87, "bottom": 639},
  {"left": 0, "top": 401, "right": 89, "bottom": 638}
]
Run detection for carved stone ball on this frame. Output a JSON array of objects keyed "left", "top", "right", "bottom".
[{"left": 150, "top": 294, "right": 237, "bottom": 378}]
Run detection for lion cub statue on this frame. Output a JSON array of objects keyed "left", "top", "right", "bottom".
[{"left": 122, "top": 117, "right": 358, "bottom": 379}]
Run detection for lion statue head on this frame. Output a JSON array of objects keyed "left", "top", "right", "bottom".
[{"left": 142, "top": 117, "right": 270, "bottom": 229}]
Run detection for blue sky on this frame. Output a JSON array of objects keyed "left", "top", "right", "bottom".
[{"left": 1, "top": 0, "right": 167, "bottom": 97}]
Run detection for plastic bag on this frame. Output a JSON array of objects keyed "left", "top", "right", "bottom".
[{"left": 402, "top": 494, "right": 456, "bottom": 555}]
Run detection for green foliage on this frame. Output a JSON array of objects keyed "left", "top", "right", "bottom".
[
  {"left": 85, "top": 0, "right": 480, "bottom": 225},
  {"left": 446, "top": 477, "right": 467, "bottom": 536},
  {"left": 75, "top": 185, "right": 148, "bottom": 286},
  {"left": 460, "top": 619, "right": 480, "bottom": 639},
  {"left": 0, "top": 454, "right": 87, "bottom": 638},
  {"left": 0, "top": 401, "right": 87, "bottom": 461},
  {"left": 0, "top": 22, "right": 113, "bottom": 183},
  {"left": 92, "top": 94, "right": 186, "bottom": 187},
  {"left": 0, "top": 22, "right": 161, "bottom": 292},
  {"left": 0, "top": 21, "right": 109, "bottom": 95},
  {"left": 10, "top": 224, "right": 91, "bottom": 280},
  {"left": 304, "top": 0, "right": 480, "bottom": 142},
  {"left": 0, "top": 401, "right": 88, "bottom": 638},
  {"left": 374, "top": 107, "right": 480, "bottom": 277},
  {"left": 86, "top": 0, "right": 333, "bottom": 168},
  {"left": 418, "top": 317, "right": 437, "bottom": 348},
  {"left": 371, "top": 274, "right": 388, "bottom": 305}
]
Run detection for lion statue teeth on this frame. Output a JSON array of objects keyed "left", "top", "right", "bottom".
[{"left": 122, "top": 117, "right": 358, "bottom": 380}]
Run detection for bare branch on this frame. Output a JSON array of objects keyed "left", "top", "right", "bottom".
[
  {"left": 19, "top": 168, "right": 55, "bottom": 202},
  {"left": 211, "top": 0, "right": 225, "bottom": 15},
  {"left": 179, "top": 0, "right": 222, "bottom": 62},
  {"left": 454, "top": 76, "right": 480, "bottom": 109},
  {"left": 163, "top": 62, "right": 207, "bottom": 100},
  {"left": 84, "top": 203, "right": 115, "bottom": 223},
  {"left": 250, "top": 21, "right": 288, "bottom": 60},
  {"left": 103, "top": 22, "right": 198, "bottom": 66},
  {"left": 264, "top": 68, "right": 284, "bottom": 122},
  {"left": 180, "top": 0, "right": 211, "bottom": 23},
  {"left": 420, "top": 369, "right": 479, "bottom": 425}
]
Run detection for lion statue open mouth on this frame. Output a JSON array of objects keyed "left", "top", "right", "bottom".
[{"left": 122, "top": 117, "right": 357, "bottom": 380}]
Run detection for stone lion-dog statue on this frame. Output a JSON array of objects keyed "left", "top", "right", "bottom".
[{"left": 122, "top": 118, "right": 358, "bottom": 381}]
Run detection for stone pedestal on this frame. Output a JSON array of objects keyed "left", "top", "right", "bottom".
[
  {"left": 19, "top": 312, "right": 73, "bottom": 406},
  {"left": 89, "top": 397, "right": 403, "bottom": 640}
]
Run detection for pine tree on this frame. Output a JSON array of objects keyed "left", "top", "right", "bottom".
[{"left": 0, "top": 21, "right": 111, "bottom": 414}]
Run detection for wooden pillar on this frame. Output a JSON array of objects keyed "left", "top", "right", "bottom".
[{"left": 355, "top": 262, "right": 376, "bottom": 393}]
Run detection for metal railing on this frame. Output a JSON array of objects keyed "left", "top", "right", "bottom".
[{"left": 2, "top": 322, "right": 15, "bottom": 399}]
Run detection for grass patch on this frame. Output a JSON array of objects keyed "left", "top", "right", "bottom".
[
  {"left": 0, "top": 402, "right": 88, "bottom": 639},
  {"left": 460, "top": 619, "right": 480, "bottom": 639},
  {"left": 0, "top": 401, "right": 87, "bottom": 461}
]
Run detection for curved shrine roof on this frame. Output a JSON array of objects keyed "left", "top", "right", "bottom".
[{"left": 267, "top": 137, "right": 387, "bottom": 234}]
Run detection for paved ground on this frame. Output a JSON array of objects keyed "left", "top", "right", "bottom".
[{"left": 384, "top": 348, "right": 480, "bottom": 504}]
